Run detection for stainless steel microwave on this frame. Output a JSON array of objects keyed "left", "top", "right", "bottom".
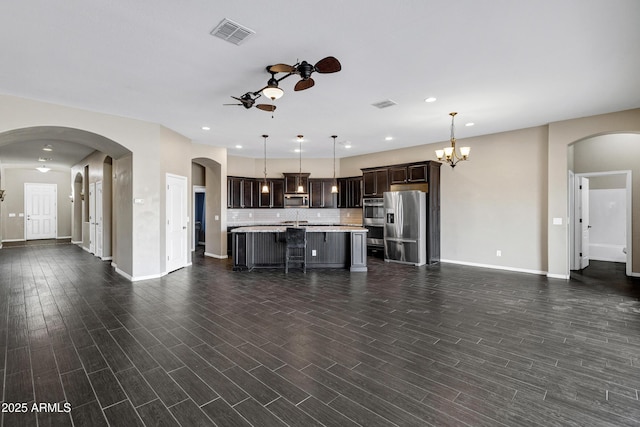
[{"left": 284, "top": 193, "right": 309, "bottom": 208}]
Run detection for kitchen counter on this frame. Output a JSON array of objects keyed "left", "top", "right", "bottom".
[
  {"left": 231, "top": 225, "right": 367, "bottom": 233},
  {"left": 231, "top": 225, "right": 367, "bottom": 272}
]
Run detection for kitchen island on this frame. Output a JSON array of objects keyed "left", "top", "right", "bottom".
[{"left": 231, "top": 225, "right": 367, "bottom": 272}]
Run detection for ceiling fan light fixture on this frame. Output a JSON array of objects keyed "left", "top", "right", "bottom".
[
  {"left": 263, "top": 77, "right": 283, "bottom": 100},
  {"left": 263, "top": 86, "right": 283, "bottom": 100},
  {"left": 36, "top": 165, "right": 51, "bottom": 173}
]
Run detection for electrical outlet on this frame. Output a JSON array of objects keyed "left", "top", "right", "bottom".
[
  {"left": 496, "top": 250, "right": 502, "bottom": 257},
  {"left": 312, "top": 250, "right": 317, "bottom": 256}
]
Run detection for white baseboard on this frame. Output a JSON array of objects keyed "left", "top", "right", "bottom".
[
  {"left": 115, "top": 267, "right": 132, "bottom": 280},
  {"left": 101, "top": 256, "right": 113, "bottom": 261},
  {"left": 547, "top": 273, "right": 570, "bottom": 280},
  {"left": 71, "top": 240, "right": 82, "bottom": 244},
  {"left": 82, "top": 246, "right": 91, "bottom": 253},
  {"left": 1, "top": 238, "right": 25, "bottom": 242},
  {"left": 204, "top": 252, "right": 228, "bottom": 259},
  {"left": 57, "top": 236, "right": 72, "bottom": 239},
  {"left": 439, "top": 259, "right": 547, "bottom": 276},
  {"left": 131, "top": 272, "right": 166, "bottom": 282},
  {"left": 111, "top": 261, "right": 117, "bottom": 268},
  {"left": 114, "top": 267, "right": 166, "bottom": 282}
]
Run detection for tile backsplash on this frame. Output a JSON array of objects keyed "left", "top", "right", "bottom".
[{"left": 227, "top": 208, "right": 362, "bottom": 226}]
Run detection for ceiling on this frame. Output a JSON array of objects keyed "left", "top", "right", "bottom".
[{"left": 1, "top": 0, "right": 639, "bottom": 163}]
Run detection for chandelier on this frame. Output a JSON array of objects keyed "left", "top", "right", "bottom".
[{"left": 435, "top": 112, "right": 470, "bottom": 168}]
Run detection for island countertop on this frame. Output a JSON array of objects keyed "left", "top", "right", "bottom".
[
  {"left": 231, "top": 225, "right": 367, "bottom": 233},
  {"left": 231, "top": 225, "right": 368, "bottom": 272}
]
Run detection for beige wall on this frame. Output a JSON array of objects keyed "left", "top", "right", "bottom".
[
  {"left": 0, "top": 167, "right": 72, "bottom": 241},
  {"left": 228, "top": 156, "right": 339, "bottom": 179},
  {"left": 192, "top": 163, "right": 205, "bottom": 187},
  {"left": 340, "top": 127, "right": 549, "bottom": 273}
]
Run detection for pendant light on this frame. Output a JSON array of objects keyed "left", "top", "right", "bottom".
[
  {"left": 330, "top": 135, "right": 338, "bottom": 193},
  {"left": 261, "top": 135, "right": 269, "bottom": 193},
  {"left": 297, "top": 135, "right": 304, "bottom": 193},
  {"left": 435, "top": 112, "right": 470, "bottom": 168}
]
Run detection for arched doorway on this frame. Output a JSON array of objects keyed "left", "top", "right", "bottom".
[
  {"left": 0, "top": 125, "right": 132, "bottom": 269},
  {"left": 192, "top": 157, "right": 226, "bottom": 258},
  {"left": 568, "top": 133, "right": 639, "bottom": 276}
]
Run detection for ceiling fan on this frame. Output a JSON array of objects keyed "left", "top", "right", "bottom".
[
  {"left": 268, "top": 56, "right": 342, "bottom": 91},
  {"left": 224, "top": 92, "right": 276, "bottom": 112},
  {"left": 224, "top": 56, "right": 341, "bottom": 112}
]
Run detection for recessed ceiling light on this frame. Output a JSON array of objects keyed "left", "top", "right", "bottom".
[
  {"left": 38, "top": 157, "right": 52, "bottom": 162},
  {"left": 465, "top": 122, "right": 475, "bottom": 127},
  {"left": 344, "top": 144, "right": 352, "bottom": 149},
  {"left": 424, "top": 97, "right": 437, "bottom": 103},
  {"left": 294, "top": 148, "right": 301, "bottom": 153},
  {"left": 235, "top": 145, "right": 242, "bottom": 149},
  {"left": 42, "top": 144, "right": 53, "bottom": 151},
  {"left": 385, "top": 136, "right": 393, "bottom": 141},
  {"left": 202, "top": 126, "right": 210, "bottom": 131}
]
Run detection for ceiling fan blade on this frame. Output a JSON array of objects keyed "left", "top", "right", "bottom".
[
  {"left": 314, "top": 56, "right": 341, "bottom": 73},
  {"left": 256, "top": 104, "right": 276, "bottom": 112},
  {"left": 223, "top": 103, "right": 243, "bottom": 106},
  {"left": 294, "top": 78, "right": 315, "bottom": 91},
  {"left": 269, "top": 63, "right": 296, "bottom": 73},
  {"left": 231, "top": 95, "right": 255, "bottom": 108}
]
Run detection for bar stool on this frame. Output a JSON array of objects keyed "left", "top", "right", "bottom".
[{"left": 285, "top": 227, "right": 306, "bottom": 273}]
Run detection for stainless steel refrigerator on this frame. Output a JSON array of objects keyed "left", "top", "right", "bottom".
[{"left": 383, "top": 190, "right": 426, "bottom": 266}]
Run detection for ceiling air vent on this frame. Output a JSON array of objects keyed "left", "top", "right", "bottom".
[
  {"left": 372, "top": 99, "right": 398, "bottom": 109},
  {"left": 210, "top": 18, "right": 255, "bottom": 45}
]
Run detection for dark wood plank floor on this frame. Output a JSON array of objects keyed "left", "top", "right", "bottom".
[{"left": 1, "top": 243, "right": 639, "bottom": 426}]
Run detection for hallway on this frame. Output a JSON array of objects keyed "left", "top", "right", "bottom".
[{"left": 1, "top": 243, "right": 639, "bottom": 426}]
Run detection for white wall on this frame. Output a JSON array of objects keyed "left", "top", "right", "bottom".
[{"left": 589, "top": 188, "right": 626, "bottom": 262}]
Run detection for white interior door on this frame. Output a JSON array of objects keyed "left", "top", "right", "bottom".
[
  {"left": 25, "top": 183, "right": 57, "bottom": 240},
  {"left": 89, "top": 182, "right": 96, "bottom": 254},
  {"left": 167, "top": 174, "right": 188, "bottom": 273},
  {"left": 95, "top": 181, "right": 103, "bottom": 258},
  {"left": 579, "top": 177, "right": 590, "bottom": 269}
]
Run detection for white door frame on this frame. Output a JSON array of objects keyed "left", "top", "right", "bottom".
[
  {"left": 95, "top": 181, "right": 103, "bottom": 258},
  {"left": 570, "top": 170, "right": 632, "bottom": 276},
  {"left": 192, "top": 185, "right": 206, "bottom": 251},
  {"left": 166, "top": 173, "right": 189, "bottom": 273},
  {"left": 89, "top": 182, "right": 96, "bottom": 254},
  {"left": 24, "top": 183, "right": 57, "bottom": 240}
]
